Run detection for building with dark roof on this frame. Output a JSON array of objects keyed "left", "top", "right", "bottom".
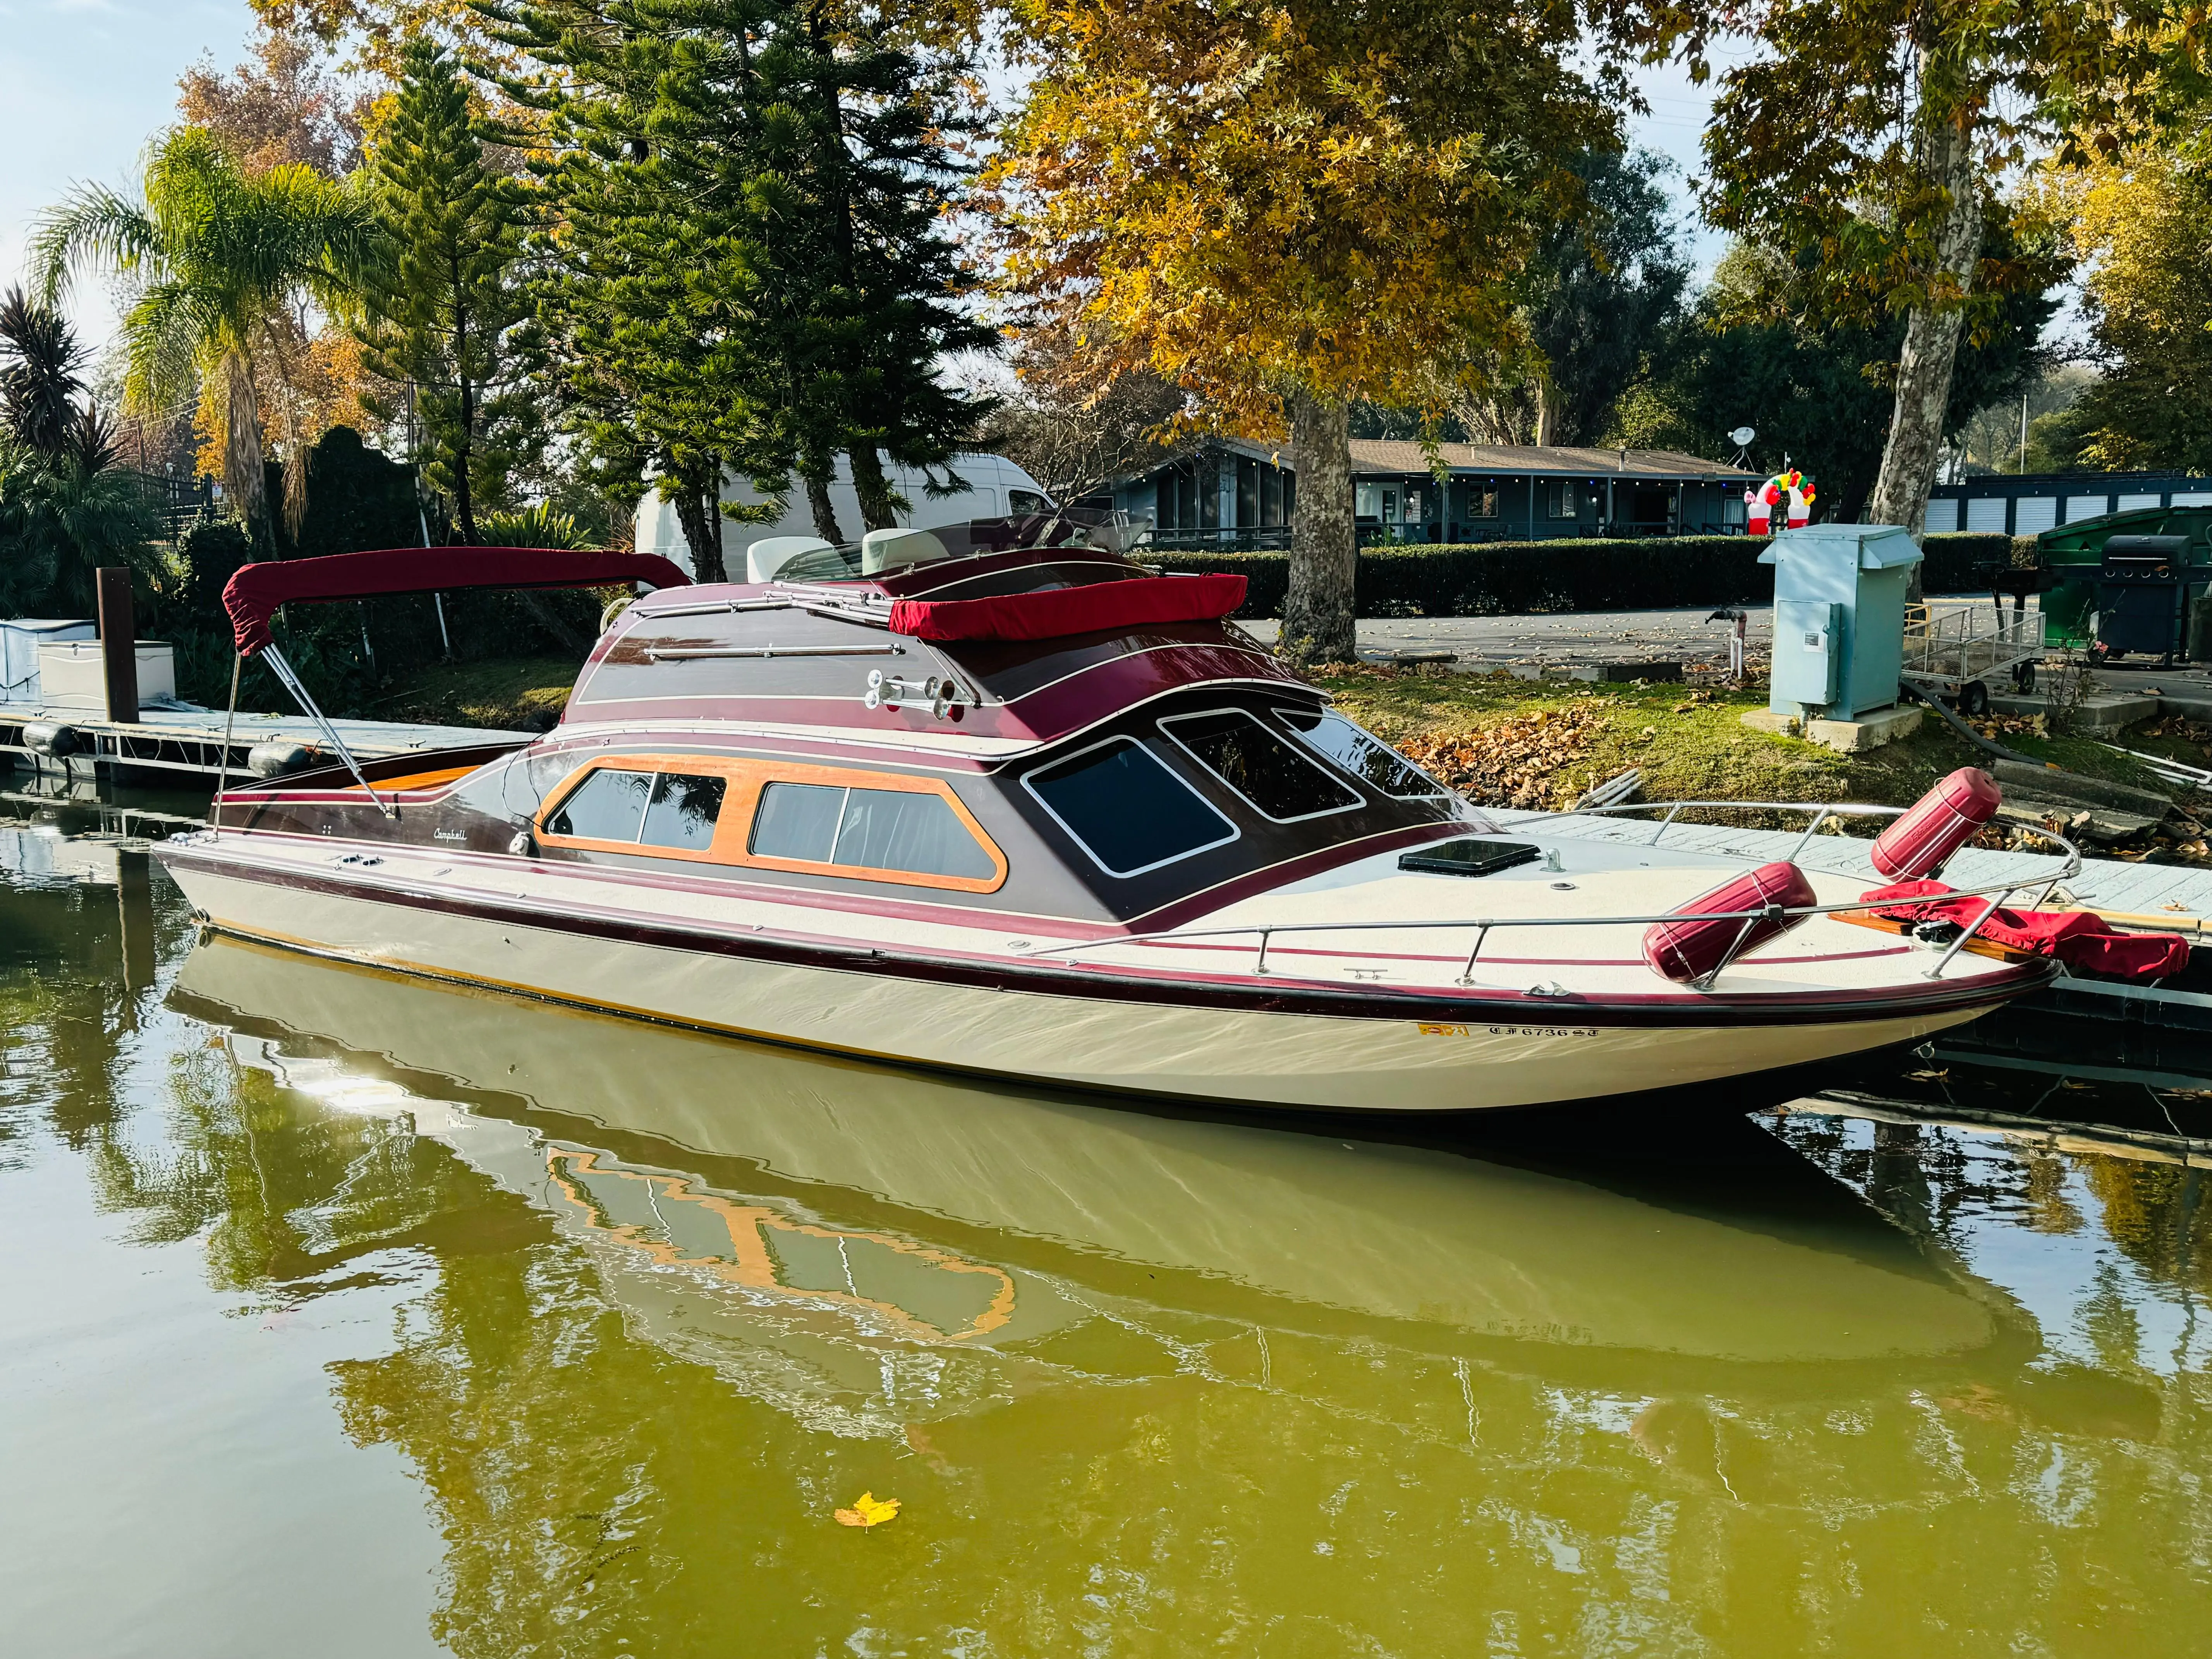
[
  {"left": 1929, "top": 471, "right": 2212, "bottom": 536},
  {"left": 1085, "top": 436, "right": 1764, "bottom": 548}
]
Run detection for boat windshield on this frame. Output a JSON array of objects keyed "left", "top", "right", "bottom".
[
  {"left": 1275, "top": 707, "right": 1451, "bottom": 799},
  {"left": 773, "top": 510, "right": 1137, "bottom": 584}
]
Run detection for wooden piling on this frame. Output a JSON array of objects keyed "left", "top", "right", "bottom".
[{"left": 96, "top": 568, "right": 138, "bottom": 724}]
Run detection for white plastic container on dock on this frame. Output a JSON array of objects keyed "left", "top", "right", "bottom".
[
  {"left": 35, "top": 641, "right": 176, "bottom": 711},
  {"left": 0, "top": 620, "right": 96, "bottom": 704}
]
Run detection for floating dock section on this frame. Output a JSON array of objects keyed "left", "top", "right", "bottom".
[{"left": 0, "top": 703, "right": 527, "bottom": 781}]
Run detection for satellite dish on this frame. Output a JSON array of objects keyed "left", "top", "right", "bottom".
[{"left": 1729, "top": 426, "right": 1756, "bottom": 447}]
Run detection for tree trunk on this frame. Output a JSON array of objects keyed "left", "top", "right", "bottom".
[
  {"left": 803, "top": 450, "right": 845, "bottom": 544},
  {"left": 221, "top": 350, "right": 268, "bottom": 539},
  {"left": 849, "top": 447, "right": 899, "bottom": 533},
  {"left": 1866, "top": 111, "right": 1983, "bottom": 600},
  {"left": 672, "top": 467, "right": 727, "bottom": 583},
  {"left": 1281, "top": 390, "right": 1356, "bottom": 665},
  {"left": 453, "top": 261, "right": 477, "bottom": 544}
]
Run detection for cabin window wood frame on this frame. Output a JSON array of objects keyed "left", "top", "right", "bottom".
[
  {"left": 534, "top": 752, "right": 1008, "bottom": 891},
  {"left": 1020, "top": 733, "right": 1240, "bottom": 878},
  {"left": 1158, "top": 707, "right": 1363, "bottom": 824}
]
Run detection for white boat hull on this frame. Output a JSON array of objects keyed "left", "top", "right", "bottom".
[{"left": 162, "top": 861, "right": 2011, "bottom": 1113}]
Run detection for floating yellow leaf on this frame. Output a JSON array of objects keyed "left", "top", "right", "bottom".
[{"left": 834, "top": 1491, "right": 901, "bottom": 1528}]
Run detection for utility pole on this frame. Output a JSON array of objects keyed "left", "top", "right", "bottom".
[{"left": 2019, "top": 395, "right": 2029, "bottom": 474}]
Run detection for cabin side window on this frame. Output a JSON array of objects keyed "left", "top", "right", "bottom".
[
  {"left": 750, "top": 782, "right": 998, "bottom": 881},
  {"left": 1160, "top": 709, "right": 1360, "bottom": 822},
  {"left": 1024, "top": 737, "right": 1238, "bottom": 877},
  {"left": 547, "top": 766, "right": 729, "bottom": 850},
  {"left": 1274, "top": 708, "right": 1449, "bottom": 800}
]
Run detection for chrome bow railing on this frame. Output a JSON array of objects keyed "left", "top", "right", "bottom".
[{"left": 1022, "top": 800, "right": 2083, "bottom": 988}]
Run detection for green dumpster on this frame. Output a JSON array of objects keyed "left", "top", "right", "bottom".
[{"left": 2037, "top": 505, "right": 2212, "bottom": 653}]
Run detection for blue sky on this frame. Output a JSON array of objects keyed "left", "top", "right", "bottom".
[
  {"left": 0, "top": 0, "right": 255, "bottom": 348},
  {"left": 0, "top": 0, "right": 1728, "bottom": 357}
]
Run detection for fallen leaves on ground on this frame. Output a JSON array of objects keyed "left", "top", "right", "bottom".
[
  {"left": 835, "top": 1492, "right": 902, "bottom": 1528},
  {"left": 1968, "top": 713, "right": 2048, "bottom": 740},
  {"left": 1393, "top": 707, "right": 1606, "bottom": 809}
]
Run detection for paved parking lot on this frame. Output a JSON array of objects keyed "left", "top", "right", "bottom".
[{"left": 1240, "top": 608, "right": 1773, "bottom": 672}]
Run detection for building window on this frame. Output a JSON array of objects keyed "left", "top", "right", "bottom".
[
  {"left": 1546, "top": 481, "right": 1577, "bottom": 519},
  {"left": 1467, "top": 488, "right": 1499, "bottom": 519},
  {"left": 1355, "top": 483, "right": 1383, "bottom": 520}
]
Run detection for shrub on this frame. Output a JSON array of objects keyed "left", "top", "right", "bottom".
[{"left": 1151, "top": 531, "right": 2037, "bottom": 619}]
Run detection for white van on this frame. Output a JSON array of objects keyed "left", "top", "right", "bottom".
[{"left": 634, "top": 452, "right": 1055, "bottom": 579}]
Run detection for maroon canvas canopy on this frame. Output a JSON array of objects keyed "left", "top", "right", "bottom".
[
  {"left": 222, "top": 546, "right": 693, "bottom": 656},
  {"left": 886, "top": 573, "right": 1247, "bottom": 644}
]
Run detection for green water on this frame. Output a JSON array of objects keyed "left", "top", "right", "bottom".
[{"left": 4, "top": 836, "right": 2212, "bottom": 1656}]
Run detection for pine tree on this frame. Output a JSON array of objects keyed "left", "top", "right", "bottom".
[
  {"left": 481, "top": 0, "right": 992, "bottom": 566},
  {"left": 358, "top": 38, "right": 532, "bottom": 544}
]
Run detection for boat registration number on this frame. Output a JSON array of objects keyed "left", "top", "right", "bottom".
[{"left": 1419, "top": 1023, "right": 1602, "bottom": 1039}]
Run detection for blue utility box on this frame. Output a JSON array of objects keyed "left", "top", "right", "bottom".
[{"left": 1759, "top": 524, "right": 1923, "bottom": 720}]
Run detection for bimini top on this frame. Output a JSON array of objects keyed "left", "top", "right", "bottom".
[
  {"left": 222, "top": 545, "right": 693, "bottom": 655},
  {"left": 571, "top": 535, "right": 1298, "bottom": 753}
]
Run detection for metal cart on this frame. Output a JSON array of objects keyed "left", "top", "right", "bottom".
[{"left": 1901, "top": 601, "right": 2045, "bottom": 716}]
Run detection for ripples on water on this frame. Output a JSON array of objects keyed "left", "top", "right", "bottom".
[{"left": 3, "top": 811, "right": 2211, "bottom": 1656}]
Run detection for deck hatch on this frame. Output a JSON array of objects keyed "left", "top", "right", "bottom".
[{"left": 1397, "top": 840, "right": 1543, "bottom": 878}]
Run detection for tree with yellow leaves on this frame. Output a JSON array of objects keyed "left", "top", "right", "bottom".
[
  {"left": 990, "top": 0, "right": 1637, "bottom": 662},
  {"left": 2067, "top": 149, "right": 2212, "bottom": 472},
  {"left": 1697, "top": 0, "right": 2207, "bottom": 557}
]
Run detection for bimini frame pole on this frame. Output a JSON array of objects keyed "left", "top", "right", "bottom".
[
  {"left": 210, "top": 653, "right": 242, "bottom": 838},
  {"left": 258, "top": 644, "right": 396, "bottom": 819}
]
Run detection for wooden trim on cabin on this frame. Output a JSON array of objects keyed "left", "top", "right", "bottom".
[{"left": 534, "top": 751, "right": 1008, "bottom": 893}]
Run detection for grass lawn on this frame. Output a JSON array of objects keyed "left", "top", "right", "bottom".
[
  {"left": 1314, "top": 663, "right": 2192, "bottom": 817},
  {"left": 370, "top": 656, "right": 580, "bottom": 731}
]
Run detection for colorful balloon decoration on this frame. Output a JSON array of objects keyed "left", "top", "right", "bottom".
[{"left": 1745, "top": 469, "right": 1815, "bottom": 535}]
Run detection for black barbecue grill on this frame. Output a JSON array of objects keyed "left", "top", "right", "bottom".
[{"left": 2095, "top": 533, "right": 2195, "bottom": 661}]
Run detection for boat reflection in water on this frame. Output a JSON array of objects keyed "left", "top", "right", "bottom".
[
  {"left": 174, "top": 936, "right": 2026, "bottom": 1431},
  {"left": 148, "top": 931, "right": 2212, "bottom": 1654}
]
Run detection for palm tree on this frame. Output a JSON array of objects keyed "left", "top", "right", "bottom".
[
  {"left": 0, "top": 286, "right": 88, "bottom": 459},
  {"left": 0, "top": 428, "right": 165, "bottom": 615},
  {"left": 31, "top": 126, "right": 375, "bottom": 540}
]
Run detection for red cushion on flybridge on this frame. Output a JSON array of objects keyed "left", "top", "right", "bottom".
[
  {"left": 887, "top": 573, "right": 1248, "bottom": 642},
  {"left": 1862, "top": 880, "right": 2191, "bottom": 981},
  {"left": 222, "top": 546, "right": 692, "bottom": 656}
]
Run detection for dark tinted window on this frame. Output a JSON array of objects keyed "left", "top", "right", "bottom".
[
  {"left": 1025, "top": 738, "right": 1236, "bottom": 876},
  {"left": 548, "top": 768, "right": 652, "bottom": 840},
  {"left": 836, "top": 789, "right": 996, "bottom": 879},
  {"left": 751, "top": 782, "right": 845, "bottom": 861},
  {"left": 641, "top": 773, "right": 726, "bottom": 850},
  {"left": 1163, "top": 710, "right": 1359, "bottom": 820},
  {"left": 1276, "top": 708, "right": 1447, "bottom": 798}
]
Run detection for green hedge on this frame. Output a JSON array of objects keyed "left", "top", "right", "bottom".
[{"left": 1150, "top": 532, "right": 2036, "bottom": 619}]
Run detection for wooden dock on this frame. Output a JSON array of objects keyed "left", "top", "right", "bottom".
[{"left": 0, "top": 702, "right": 527, "bottom": 780}]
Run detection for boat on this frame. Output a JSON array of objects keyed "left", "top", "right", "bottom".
[{"left": 153, "top": 518, "right": 2082, "bottom": 1112}]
